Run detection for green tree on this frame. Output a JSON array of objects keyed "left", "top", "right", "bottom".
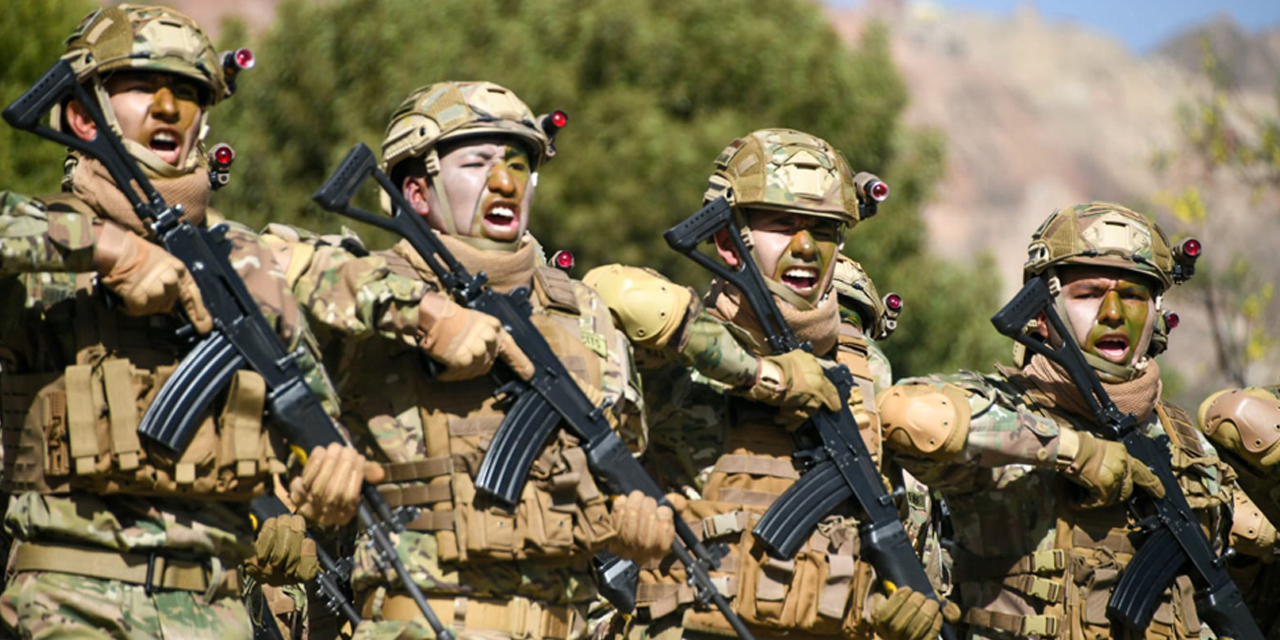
[
  {"left": 0, "top": 0, "right": 96, "bottom": 193},
  {"left": 209, "top": 0, "right": 1003, "bottom": 377},
  {"left": 0, "top": 0, "right": 1004, "bottom": 379}
]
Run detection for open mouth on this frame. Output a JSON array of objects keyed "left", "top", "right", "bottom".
[
  {"left": 780, "top": 266, "right": 820, "bottom": 295},
  {"left": 149, "top": 129, "right": 181, "bottom": 164},
  {"left": 480, "top": 200, "right": 521, "bottom": 240},
  {"left": 1093, "top": 334, "right": 1131, "bottom": 362}
]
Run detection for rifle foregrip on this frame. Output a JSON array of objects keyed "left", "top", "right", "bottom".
[
  {"left": 662, "top": 197, "right": 733, "bottom": 252},
  {"left": 313, "top": 143, "right": 377, "bottom": 211},
  {"left": 991, "top": 277, "right": 1051, "bottom": 336},
  {"left": 754, "top": 461, "right": 851, "bottom": 558},
  {"left": 2, "top": 60, "right": 78, "bottom": 130}
]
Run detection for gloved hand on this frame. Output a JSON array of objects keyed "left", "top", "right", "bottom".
[
  {"left": 1063, "top": 430, "right": 1165, "bottom": 508},
  {"left": 610, "top": 490, "right": 687, "bottom": 565},
  {"left": 417, "top": 293, "right": 535, "bottom": 381},
  {"left": 94, "top": 221, "right": 212, "bottom": 333},
  {"left": 742, "top": 350, "right": 842, "bottom": 419},
  {"left": 244, "top": 514, "right": 318, "bottom": 586},
  {"left": 871, "top": 586, "right": 961, "bottom": 640},
  {"left": 289, "top": 442, "right": 385, "bottom": 527}
]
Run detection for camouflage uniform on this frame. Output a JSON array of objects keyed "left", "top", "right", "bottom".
[
  {"left": 588, "top": 129, "right": 913, "bottom": 640},
  {"left": 283, "top": 82, "right": 645, "bottom": 640},
  {"left": 1197, "top": 385, "right": 1280, "bottom": 636},
  {"left": 880, "top": 204, "right": 1241, "bottom": 639},
  {"left": 0, "top": 7, "right": 337, "bottom": 639}
]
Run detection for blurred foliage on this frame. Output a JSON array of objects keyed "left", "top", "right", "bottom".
[
  {"left": 0, "top": 0, "right": 96, "bottom": 192},
  {"left": 1151, "top": 37, "right": 1279, "bottom": 387},
  {"left": 2, "top": 0, "right": 1004, "bottom": 378}
]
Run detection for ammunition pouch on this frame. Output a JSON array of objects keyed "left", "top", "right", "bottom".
[{"left": 1, "top": 283, "right": 283, "bottom": 498}]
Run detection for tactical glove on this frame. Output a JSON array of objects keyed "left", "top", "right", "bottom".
[
  {"left": 417, "top": 293, "right": 535, "bottom": 382},
  {"left": 871, "top": 586, "right": 961, "bottom": 640},
  {"left": 289, "top": 442, "right": 385, "bottom": 527},
  {"left": 1062, "top": 430, "right": 1165, "bottom": 508},
  {"left": 94, "top": 221, "right": 212, "bottom": 333},
  {"left": 742, "top": 350, "right": 842, "bottom": 421},
  {"left": 610, "top": 490, "right": 687, "bottom": 565},
  {"left": 244, "top": 514, "right": 318, "bottom": 586}
]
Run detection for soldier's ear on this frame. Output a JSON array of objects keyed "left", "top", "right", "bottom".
[
  {"left": 713, "top": 228, "right": 743, "bottom": 267},
  {"left": 402, "top": 175, "right": 432, "bottom": 217},
  {"left": 64, "top": 99, "right": 99, "bottom": 143}
]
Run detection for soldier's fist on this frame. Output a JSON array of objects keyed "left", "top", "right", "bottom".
[
  {"left": 289, "top": 443, "right": 384, "bottom": 527},
  {"left": 417, "top": 293, "right": 535, "bottom": 381},
  {"left": 743, "top": 350, "right": 841, "bottom": 422},
  {"left": 1063, "top": 430, "right": 1165, "bottom": 508},
  {"left": 94, "top": 221, "right": 212, "bottom": 333},
  {"left": 871, "top": 587, "right": 960, "bottom": 640},
  {"left": 244, "top": 514, "right": 318, "bottom": 586},
  {"left": 610, "top": 490, "right": 686, "bottom": 565}
]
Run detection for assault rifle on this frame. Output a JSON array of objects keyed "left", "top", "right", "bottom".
[
  {"left": 250, "top": 495, "right": 362, "bottom": 629},
  {"left": 991, "top": 276, "right": 1262, "bottom": 640},
  {"left": 664, "top": 196, "right": 956, "bottom": 640},
  {"left": 3, "top": 60, "right": 453, "bottom": 640},
  {"left": 312, "top": 143, "right": 755, "bottom": 640}
]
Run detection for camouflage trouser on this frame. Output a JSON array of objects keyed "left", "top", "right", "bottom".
[{"left": 1, "top": 571, "right": 253, "bottom": 640}]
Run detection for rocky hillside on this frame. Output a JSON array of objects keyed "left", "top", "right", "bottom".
[{"left": 828, "top": 2, "right": 1280, "bottom": 400}]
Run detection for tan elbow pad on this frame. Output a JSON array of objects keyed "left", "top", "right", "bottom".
[
  {"left": 584, "top": 265, "right": 692, "bottom": 349},
  {"left": 1230, "top": 490, "right": 1278, "bottom": 560},
  {"left": 878, "top": 383, "right": 971, "bottom": 461},
  {"left": 1199, "top": 388, "right": 1280, "bottom": 474}
]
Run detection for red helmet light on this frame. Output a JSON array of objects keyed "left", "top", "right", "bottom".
[
  {"left": 885, "top": 293, "right": 902, "bottom": 311},
  {"left": 551, "top": 111, "right": 568, "bottom": 128},
  {"left": 868, "top": 180, "right": 889, "bottom": 202},
  {"left": 552, "top": 250, "right": 574, "bottom": 271},
  {"left": 1165, "top": 311, "right": 1180, "bottom": 330},
  {"left": 234, "top": 48, "right": 256, "bottom": 70}
]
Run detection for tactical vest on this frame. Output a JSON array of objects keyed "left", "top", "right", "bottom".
[
  {"left": 635, "top": 338, "right": 882, "bottom": 638},
  {"left": 337, "top": 254, "right": 633, "bottom": 572},
  {"left": 0, "top": 195, "right": 283, "bottom": 501},
  {"left": 954, "top": 385, "right": 1234, "bottom": 640}
]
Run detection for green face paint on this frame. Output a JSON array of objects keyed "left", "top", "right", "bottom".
[
  {"left": 744, "top": 209, "right": 842, "bottom": 306},
  {"left": 1059, "top": 269, "right": 1155, "bottom": 366}
]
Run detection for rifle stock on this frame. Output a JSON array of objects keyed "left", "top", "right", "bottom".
[
  {"left": 664, "top": 197, "right": 955, "bottom": 640},
  {"left": 313, "top": 144, "right": 757, "bottom": 640},
  {"left": 4, "top": 61, "right": 453, "bottom": 640},
  {"left": 991, "top": 277, "right": 1262, "bottom": 640}
]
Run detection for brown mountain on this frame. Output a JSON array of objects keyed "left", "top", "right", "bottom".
[{"left": 828, "top": 2, "right": 1280, "bottom": 400}]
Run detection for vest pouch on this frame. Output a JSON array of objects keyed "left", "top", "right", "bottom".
[
  {"left": 735, "top": 520, "right": 854, "bottom": 636},
  {"left": 1, "top": 372, "right": 70, "bottom": 494}
]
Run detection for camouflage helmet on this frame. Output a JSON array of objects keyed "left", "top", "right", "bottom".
[
  {"left": 63, "top": 5, "right": 230, "bottom": 105},
  {"left": 382, "top": 81, "right": 552, "bottom": 178},
  {"left": 1024, "top": 202, "right": 1176, "bottom": 293},
  {"left": 703, "top": 128, "right": 860, "bottom": 226},
  {"left": 833, "top": 255, "right": 900, "bottom": 340}
]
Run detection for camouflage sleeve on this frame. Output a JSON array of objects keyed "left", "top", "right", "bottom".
[
  {"left": 670, "top": 305, "right": 760, "bottom": 389},
  {"left": 224, "top": 223, "right": 342, "bottom": 419},
  {"left": 0, "top": 191, "right": 96, "bottom": 277},
  {"left": 293, "top": 250, "right": 429, "bottom": 343},
  {"left": 882, "top": 374, "right": 1067, "bottom": 493},
  {"left": 865, "top": 338, "right": 893, "bottom": 390}
]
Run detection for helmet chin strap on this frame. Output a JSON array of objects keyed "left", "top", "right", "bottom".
[
  {"left": 88, "top": 77, "right": 206, "bottom": 178},
  {"left": 424, "top": 150, "right": 531, "bottom": 253},
  {"left": 734, "top": 209, "right": 835, "bottom": 312}
]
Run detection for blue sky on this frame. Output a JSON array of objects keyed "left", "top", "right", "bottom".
[{"left": 835, "top": 0, "right": 1280, "bottom": 51}]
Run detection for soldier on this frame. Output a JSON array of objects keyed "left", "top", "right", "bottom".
[
  {"left": 0, "top": 6, "right": 369, "bottom": 639},
  {"left": 584, "top": 128, "right": 956, "bottom": 640},
  {"left": 1197, "top": 385, "right": 1280, "bottom": 634},
  {"left": 284, "top": 81, "right": 648, "bottom": 640},
  {"left": 878, "top": 203, "right": 1242, "bottom": 639}
]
